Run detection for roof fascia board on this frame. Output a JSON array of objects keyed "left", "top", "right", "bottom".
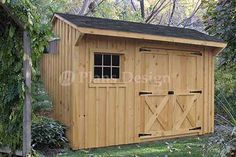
[
  {"left": 213, "top": 46, "right": 227, "bottom": 56},
  {"left": 78, "top": 27, "right": 227, "bottom": 48},
  {"left": 52, "top": 14, "right": 79, "bottom": 30},
  {"left": 53, "top": 14, "right": 85, "bottom": 46}
]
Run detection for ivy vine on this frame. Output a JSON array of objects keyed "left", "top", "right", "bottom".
[{"left": 0, "top": 0, "right": 52, "bottom": 149}]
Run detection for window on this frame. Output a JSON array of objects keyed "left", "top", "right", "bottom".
[{"left": 94, "top": 53, "right": 120, "bottom": 79}]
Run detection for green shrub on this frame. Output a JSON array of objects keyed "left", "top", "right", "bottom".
[
  {"left": 32, "top": 117, "right": 68, "bottom": 149},
  {"left": 207, "top": 91, "right": 236, "bottom": 156},
  {"left": 32, "top": 80, "right": 52, "bottom": 112}
]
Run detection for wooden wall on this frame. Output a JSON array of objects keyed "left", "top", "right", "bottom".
[
  {"left": 41, "top": 20, "right": 216, "bottom": 150},
  {"left": 69, "top": 34, "right": 216, "bottom": 149},
  {"left": 203, "top": 48, "right": 215, "bottom": 134},
  {"left": 40, "top": 18, "right": 79, "bottom": 141},
  {"left": 71, "top": 35, "right": 137, "bottom": 149}
]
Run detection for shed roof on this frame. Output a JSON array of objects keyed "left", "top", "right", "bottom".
[
  {"left": 55, "top": 13, "right": 224, "bottom": 42},
  {"left": 53, "top": 13, "right": 227, "bottom": 50}
]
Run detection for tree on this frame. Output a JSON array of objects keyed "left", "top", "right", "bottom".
[
  {"left": 204, "top": 0, "right": 236, "bottom": 69},
  {"left": 69, "top": 0, "right": 204, "bottom": 31},
  {"left": 204, "top": 0, "right": 236, "bottom": 104}
]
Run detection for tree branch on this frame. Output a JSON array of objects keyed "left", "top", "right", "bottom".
[
  {"left": 84, "top": 0, "right": 105, "bottom": 15},
  {"left": 158, "top": 14, "right": 164, "bottom": 24},
  {"left": 177, "top": 0, "right": 201, "bottom": 27},
  {"left": 168, "top": 0, "right": 177, "bottom": 26},
  {"left": 146, "top": 1, "right": 171, "bottom": 24},
  {"left": 131, "top": 0, "right": 137, "bottom": 11},
  {"left": 145, "top": 0, "right": 164, "bottom": 23},
  {"left": 140, "top": 0, "right": 145, "bottom": 19},
  {"left": 79, "top": 0, "right": 91, "bottom": 15}
]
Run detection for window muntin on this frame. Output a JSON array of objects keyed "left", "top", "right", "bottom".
[{"left": 94, "top": 53, "right": 120, "bottom": 79}]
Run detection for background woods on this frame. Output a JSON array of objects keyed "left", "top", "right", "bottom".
[{"left": 65, "top": 0, "right": 204, "bottom": 30}]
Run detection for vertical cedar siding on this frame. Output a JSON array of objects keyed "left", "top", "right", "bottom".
[
  {"left": 41, "top": 19, "right": 216, "bottom": 150},
  {"left": 40, "top": 19, "right": 79, "bottom": 145}
]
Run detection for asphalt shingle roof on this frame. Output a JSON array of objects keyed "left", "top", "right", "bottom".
[{"left": 56, "top": 13, "right": 224, "bottom": 43}]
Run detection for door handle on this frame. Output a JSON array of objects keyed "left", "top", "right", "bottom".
[{"left": 139, "top": 91, "right": 152, "bottom": 95}]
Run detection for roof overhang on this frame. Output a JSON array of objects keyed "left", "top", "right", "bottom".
[{"left": 52, "top": 14, "right": 227, "bottom": 55}]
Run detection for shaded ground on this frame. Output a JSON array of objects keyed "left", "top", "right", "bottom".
[{"left": 59, "top": 136, "right": 220, "bottom": 157}]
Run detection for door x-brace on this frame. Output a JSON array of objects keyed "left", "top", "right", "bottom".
[
  {"left": 144, "top": 96, "right": 169, "bottom": 132},
  {"left": 176, "top": 98, "right": 195, "bottom": 127},
  {"left": 173, "top": 95, "right": 198, "bottom": 130}
]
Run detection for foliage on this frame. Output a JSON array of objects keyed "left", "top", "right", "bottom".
[
  {"left": 32, "top": 80, "right": 52, "bottom": 112},
  {"left": 204, "top": 0, "right": 236, "bottom": 69},
  {"left": 32, "top": 117, "right": 68, "bottom": 149},
  {"left": 203, "top": 0, "right": 236, "bottom": 97},
  {"left": 0, "top": 24, "right": 24, "bottom": 149},
  {"left": 0, "top": 0, "right": 52, "bottom": 149},
  {"left": 203, "top": 126, "right": 236, "bottom": 157},
  {"left": 30, "top": 0, "right": 70, "bottom": 24},
  {"left": 92, "top": 0, "right": 143, "bottom": 22},
  {"left": 204, "top": 92, "right": 236, "bottom": 156},
  {"left": 216, "top": 92, "right": 236, "bottom": 127},
  {"left": 215, "top": 66, "right": 236, "bottom": 113}
]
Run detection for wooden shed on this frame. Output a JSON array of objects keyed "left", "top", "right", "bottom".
[{"left": 41, "top": 13, "right": 227, "bottom": 150}]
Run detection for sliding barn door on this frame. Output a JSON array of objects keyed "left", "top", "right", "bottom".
[{"left": 139, "top": 49, "right": 203, "bottom": 139}]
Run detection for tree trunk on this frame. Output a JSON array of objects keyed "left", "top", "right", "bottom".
[
  {"left": 79, "top": 0, "right": 91, "bottom": 15},
  {"left": 168, "top": 0, "right": 177, "bottom": 26},
  {"left": 23, "top": 31, "right": 32, "bottom": 157},
  {"left": 140, "top": 0, "right": 145, "bottom": 19}
]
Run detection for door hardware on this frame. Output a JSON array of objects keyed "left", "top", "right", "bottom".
[
  {"left": 190, "top": 52, "right": 202, "bottom": 56},
  {"left": 139, "top": 91, "right": 152, "bottom": 95},
  {"left": 190, "top": 90, "right": 202, "bottom": 94},
  {"left": 139, "top": 48, "right": 151, "bottom": 52},
  {"left": 139, "top": 133, "right": 152, "bottom": 137},
  {"left": 189, "top": 127, "right": 201, "bottom": 130}
]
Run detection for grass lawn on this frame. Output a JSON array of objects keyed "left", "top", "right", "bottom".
[{"left": 60, "top": 136, "right": 220, "bottom": 157}]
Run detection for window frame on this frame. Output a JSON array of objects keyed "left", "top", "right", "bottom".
[
  {"left": 94, "top": 53, "right": 120, "bottom": 79},
  {"left": 90, "top": 49, "right": 125, "bottom": 84}
]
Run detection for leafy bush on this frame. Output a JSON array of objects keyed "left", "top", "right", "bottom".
[
  {"left": 203, "top": 92, "right": 236, "bottom": 157},
  {"left": 32, "top": 117, "right": 68, "bottom": 149},
  {"left": 0, "top": 24, "right": 24, "bottom": 149},
  {"left": 32, "top": 80, "right": 52, "bottom": 112}
]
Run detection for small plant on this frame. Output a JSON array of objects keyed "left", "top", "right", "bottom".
[
  {"left": 32, "top": 117, "right": 68, "bottom": 150},
  {"left": 32, "top": 80, "right": 52, "bottom": 112},
  {"left": 204, "top": 90, "right": 236, "bottom": 157}
]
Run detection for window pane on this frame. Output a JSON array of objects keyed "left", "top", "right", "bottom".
[
  {"left": 94, "top": 54, "right": 102, "bottom": 65},
  {"left": 112, "top": 55, "right": 120, "bottom": 66},
  {"left": 112, "top": 67, "right": 120, "bottom": 78},
  {"left": 103, "top": 67, "right": 111, "bottom": 78},
  {"left": 103, "top": 54, "right": 111, "bottom": 66},
  {"left": 94, "top": 67, "right": 102, "bottom": 78}
]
